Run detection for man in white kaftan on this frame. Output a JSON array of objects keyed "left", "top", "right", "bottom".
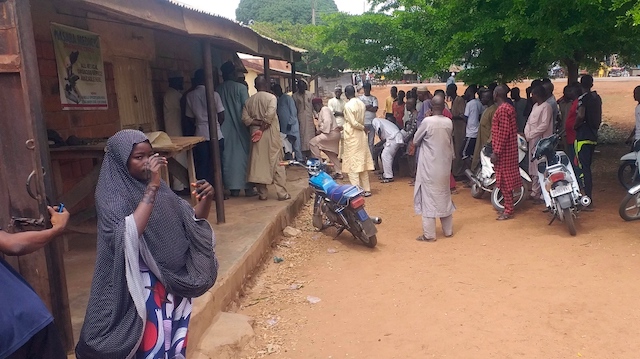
[
  {"left": 371, "top": 118, "right": 403, "bottom": 182},
  {"left": 414, "top": 95, "right": 455, "bottom": 241},
  {"left": 310, "top": 98, "right": 342, "bottom": 178}
]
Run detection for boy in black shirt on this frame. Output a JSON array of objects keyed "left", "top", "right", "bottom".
[{"left": 574, "top": 75, "right": 602, "bottom": 205}]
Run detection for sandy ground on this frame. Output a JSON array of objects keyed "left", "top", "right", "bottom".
[{"left": 235, "top": 78, "right": 640, "bottom": 359}]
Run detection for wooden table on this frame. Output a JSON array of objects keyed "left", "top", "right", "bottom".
[{"left": 49, "top": 136, "right": 205, "bottom": 236}]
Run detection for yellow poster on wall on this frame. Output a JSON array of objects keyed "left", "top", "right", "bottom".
[{"left": 51, "top": 23, "right": 108, "bottom": 110}]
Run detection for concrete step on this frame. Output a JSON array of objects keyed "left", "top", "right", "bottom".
[{"left": 191, "top": 312, "right": 255, "bottom": 359}]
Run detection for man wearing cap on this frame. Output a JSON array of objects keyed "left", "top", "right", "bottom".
[
  {"left": 242, "top": 75, "right": 291, "bottom": 201},
  {"left": 217, "top": 61, "right": 256, "bottom": 197},
  {"left": 293, "top": 80, "right": 316, "bottom": 159},
  {"left": 163, "top": 71, "right": 188, "bottom": 194},
  {"left": 358, "top": 82, "right": 378, "bottom": 157},
  {"left": 328, "top": 85, "right": 346, "bottom": 159},
  {"left": 416, "top": 86, "right": 433, "bottom": 126},
  {"left": 310, "top": 98, "right": 343, "bottom": 179}
]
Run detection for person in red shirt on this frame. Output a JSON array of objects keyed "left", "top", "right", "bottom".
[
  {"left": 491, "top": 85, "right": 520, "bottom": 220},
  {"left": 564, "top": 85, "right": 580, "bottom": 166},
  {"left": 392, "top": 90, "right": 406, "bottom": 128}
]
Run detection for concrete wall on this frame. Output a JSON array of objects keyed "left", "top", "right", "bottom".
[{"left": 317, "top": 73, "right": 354, "bottom": 98}]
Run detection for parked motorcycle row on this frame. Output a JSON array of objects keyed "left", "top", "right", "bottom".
[
  {"left": 466, "top": 133, "right": 591, "bottom": 236},
  {"left": 286, "top": 136, "right": 639, "bottom": 244}
]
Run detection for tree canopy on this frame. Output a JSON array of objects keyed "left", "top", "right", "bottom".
[
  {"left": 321, "top": 0, "right": 640, "bottom": 84},
  {"left": 250, "top": 21, "right": 349, "bottom": 80},
  {"left": 236, "top": 0, "right": 339, "bottom": 24}
]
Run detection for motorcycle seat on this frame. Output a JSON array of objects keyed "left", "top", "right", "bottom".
[{"left": 328, "top": 184, "right": 360, "bottom": 205}]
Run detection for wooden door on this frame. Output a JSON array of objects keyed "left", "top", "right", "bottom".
[
  {"left": 113, "top": 56, "right": 157, "bottom": 131},
  {"left": 0, "top": 0, "right": 73, "bottom": 351}
]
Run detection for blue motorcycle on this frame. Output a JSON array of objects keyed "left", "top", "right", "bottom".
[{"left": 285, "top": 159, "right": 381, "bottom": 248}]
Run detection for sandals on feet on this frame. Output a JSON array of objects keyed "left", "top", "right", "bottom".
[
  {"left": 416, "top": 235, "right": 436, "bottom": 242},
  {"left": 363, "top": 191, "right": 372, "bottom": 197},
  {"left": 278, "top": 193, "right": 292, "bottom": 201},
  {"left": 496, "top": 213, "right": 512, "bottom": 220},
  {"left": 380, "top": 178, "right": 394, "bottom": 183},
  {"left": 332, "top": 173, "right": 344, "bottom": 180}
]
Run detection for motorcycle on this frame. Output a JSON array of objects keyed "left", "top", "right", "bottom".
[
  {"left": 533, "top": 134, "right": 591, "bottom": 236},
  {"left": 618, "top": 150, "right": 639, "bottom": 190},
  {"left": 284, "top": 158, "right": 381, "bottom": 248},
  {"left": 465, "top": 134, "right": 532, "bottom": 212},
  {"left": 619, "top": 184, "right": 640, "bottom": 221}
]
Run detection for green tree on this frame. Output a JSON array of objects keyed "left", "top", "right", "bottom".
[
  {"left": 236, "top": 0, "right": 339, "bottom": 24},
  {"left": 250, "top": 21, "right": 349, "bottom": 80},
  {"left": 333, "top": 0, "right": 640, "bottom": 84},
  {"left": 319, "top": 13, "right": 401, "bottom": 73},
  {"left": 614, "top": 0, "right": 640, "bottom": 25}
]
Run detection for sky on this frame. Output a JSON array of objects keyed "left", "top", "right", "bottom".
[{"left": 179, "top": 0, "right": 367, "bottom": 20}]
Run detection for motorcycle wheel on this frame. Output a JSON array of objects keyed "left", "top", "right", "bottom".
[
  {"left": 312, "top": 198, "right": 329, "bottom": 230},
  {"left": 619, "top": 192, "right": 640, "bottom": 221},
  {"left": 346, "top": 212, "right": 377, "bottom": 248},
  {"left": 563, "top": 208, "right": 577, "bottom": 236},
  {"left": 618, "top": 160, "right": 637, "bottom": 190},
  {"left": 490, "top": 185, "right": 526, "bottom": 212},
  {"left": 312, "top": 213, "right": 324, "bottom": 230},
  {"left": 470, "top": 168, "right": 485, "bottom": 199}
]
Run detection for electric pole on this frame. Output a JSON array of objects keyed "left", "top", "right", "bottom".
[{"left": 312, "top": 0, "right": 316, "bottom": 25}]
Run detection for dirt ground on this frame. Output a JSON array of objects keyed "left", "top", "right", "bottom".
[{"left": 235, "top": 78, "right": 640, "bottom": 359}]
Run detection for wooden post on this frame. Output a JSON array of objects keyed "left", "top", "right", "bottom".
[
  {"left": 263, "top": 56, "right": 271, "bottom": 86},
  {"left": 0, "top": 0, "right": 73, "bottom": 351},
  {"left": 291, "top": 62, "right": 297, "bottom": 92},
  {"left": 201, "top": 39, "right": 225, "bottom": 223}
]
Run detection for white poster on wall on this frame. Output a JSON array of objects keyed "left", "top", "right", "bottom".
[{"left": 51, "top": 23, "right": 108, "bottom": 110}]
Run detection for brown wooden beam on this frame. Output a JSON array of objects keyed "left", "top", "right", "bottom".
[
  {"left": 0, "top": 0, "right": 73, "bottom": 351},
  {"left": 202, "top": 39, "right": 225, "bottom": 223},
  {"left": 263, "top": 56, "right": 270, "bottom": 86},
  {"left": 291, "top": 62, "right": 297, "bottom": 92}
]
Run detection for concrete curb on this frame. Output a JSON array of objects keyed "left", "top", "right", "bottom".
[{"left": 189, "top": 186, "right": 313, "bottom": 353}]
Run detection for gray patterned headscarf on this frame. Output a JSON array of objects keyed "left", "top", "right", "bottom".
[{"left": 76, "top": 130, "right": 218, "bottom": 358}]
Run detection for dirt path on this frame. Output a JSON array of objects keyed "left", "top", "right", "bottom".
[{"left": 236, "top": 141, "right": 640, "bottom": 358}]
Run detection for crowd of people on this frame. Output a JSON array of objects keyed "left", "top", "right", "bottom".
[
  {"left": 166, "top": 64, "right": 603, "bottom": 239},
  {"left": 304, "top": 76, "right": 602, "bottom": 240}
]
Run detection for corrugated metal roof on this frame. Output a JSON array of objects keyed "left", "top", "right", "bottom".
[{"left": 162, "top": 0, "right": 306, "bottom": 53}]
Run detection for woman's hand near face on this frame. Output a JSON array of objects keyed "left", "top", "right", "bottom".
[{"left": 146, "top": 153, "right": 167, "bottom": 186}]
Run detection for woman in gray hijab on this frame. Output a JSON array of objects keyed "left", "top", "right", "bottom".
[{"left": 76, "top": 130, "right": 218, "bottom": 359}]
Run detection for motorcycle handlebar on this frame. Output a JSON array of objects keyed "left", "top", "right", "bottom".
[{"left": 279, "top": 160, "right": 335, "bottom": 168}]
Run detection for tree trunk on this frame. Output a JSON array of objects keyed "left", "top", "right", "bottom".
[{"left": 565, "top": 60, "right": 579, "bottom": 85}]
